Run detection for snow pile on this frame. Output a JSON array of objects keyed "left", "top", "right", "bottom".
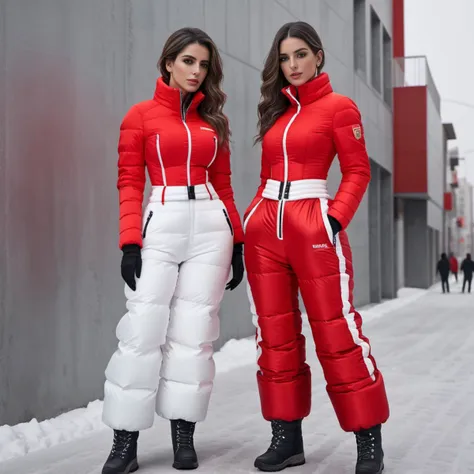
[
  {"left": 0, "top": 286, "right": 428, "bottom": 463},
  {"left": 0, "top": 400, "right": 105, "bottom": 462},
  {"left": 214, "top": 336, "right": 256, "bottom": 373},
  {"left": 0, "top": 337, "right": 258, "bottom": 463}
]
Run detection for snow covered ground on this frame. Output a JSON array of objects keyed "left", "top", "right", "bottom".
[{"left": 1, "top": 280, "right": 473, "bottom": 473}]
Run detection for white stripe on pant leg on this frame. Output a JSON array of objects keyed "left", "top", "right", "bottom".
[
  {"left": 334, "top": 234, "right": 376, "bottom": 381},
  {"left": 247, "top": 281, "right": 262, "bottom": 365},
  {"left": 320, "top": 199, "right": 375, "bottom": 381}
]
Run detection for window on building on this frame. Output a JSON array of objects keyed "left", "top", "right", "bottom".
[
  {"left": 383, "top": 28, "right": 392, "bottom": 107},
  {"left": 370, "top": 7, "right": 381, "bottom": 94},
  {"left": 353, "top": 0, "right": 366, "bottom": 77}
]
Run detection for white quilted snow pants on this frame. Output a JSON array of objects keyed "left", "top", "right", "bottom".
[{"left": 103, "top": 184, "right": 234, "bottom": 431}]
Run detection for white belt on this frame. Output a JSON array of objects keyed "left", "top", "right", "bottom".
[
  {"left": 149, "top": 183, "right": 219, "bottom": 203},
  {"left": 262, "top": 179, "right": 330, "bottom": 201}
]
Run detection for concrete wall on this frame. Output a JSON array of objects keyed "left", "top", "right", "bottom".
[
  {"left": 0, "top": 0, "right": 7, "bottom": 422},
  {"left": 368, "top": 161, "right": 382, "bottom": 303},
  {"left": 428, "top": 200, "right": 443, "bottom": 233},
  {"left": 404, "top": 199, "right": 431, "bottom": 288},
  {"left": 395, "top": 201, "right": 405, "bottom": 289},
  {"left": 368, "top": 0, "right": 393, "bottom": 37},
  {"left": 367, "top": 161, "right": 395, "bottom": 302},
  {"left": 428, "top": 228, "right": 434, "bottom": 282},
  {"left": 354, "top": 75, "right": 393, "bottom": 174},
  {"left": 381, "top": 168, "right": 396, "bottom": 298},
  {"left": 0, "top": 0, "right": 393, "bottom": 425},
  {"left": 428, "top": 228, "right": 441, "bottom": 285}
]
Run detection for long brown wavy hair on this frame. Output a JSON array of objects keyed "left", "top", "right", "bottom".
[
  {"left": 255, "top": 22, "right": 325, "bottom": 143},
  {"left": 158, "top": 27, "right": 229, "bottom": 147}
]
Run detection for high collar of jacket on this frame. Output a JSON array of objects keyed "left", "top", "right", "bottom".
[
  {"left": 282, "top": 72, "right": 333, "bottom": 106},
  {"left": 153, "top": 76, "right": 205, "bottom": 114}
]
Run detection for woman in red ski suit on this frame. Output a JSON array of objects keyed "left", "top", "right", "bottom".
[
  {"left": 244, "top": 22, "right": 389, "bottom": 474},
  {"left": 101, "top": 28, "right": 244, "bottom": 473}
]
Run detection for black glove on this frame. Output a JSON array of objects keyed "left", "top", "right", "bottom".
[
  {"left": 121, "top": 244, "right": 142, "bottom": 291},
  {"left": 328, "top": 215, "right": 342, "bottom": 236},
  {"left": 226, "top": 243, "right": 244, "bottom": 291}
]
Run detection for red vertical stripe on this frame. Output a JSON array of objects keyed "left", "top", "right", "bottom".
[{"left": 393, "top": 0, "right": 405, "bottom": 57}]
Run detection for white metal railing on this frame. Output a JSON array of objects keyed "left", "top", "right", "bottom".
[{"left": 393, "top": 56, "right": 441, "bottom": 112}]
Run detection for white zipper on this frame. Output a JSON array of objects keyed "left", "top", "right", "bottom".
[
  {"left": 276, "top": 200, "right": 285, "bottom": 239},
  {"left": 209, "top": 136, "right": 218, "bottom": 167},
  {"left": 277, "top": 88, "right": 301, "bottom": 240},
  {"left": 155, "top": 134, "right": 167, "bottom": 186},
  {"left": 180, "top": 93, "right": 192, "bottom": 186},
  {"left": 206, "top": 136, "right": 218, "bottom": 183}
]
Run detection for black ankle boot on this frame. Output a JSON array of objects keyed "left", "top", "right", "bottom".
[
  {"left": 170, "top": 419, "right": 198, "bottom": 470},
  {"left": 102, "top": 430, "right": 139, "bottom": 474},
  {"left": 254, "top": 419, "right": 305, "bottom": 472},
  {"left": 354, "top": 424, "right": 384, "bottom": 474}
]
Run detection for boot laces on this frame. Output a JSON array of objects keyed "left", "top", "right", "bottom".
[
  {"left": 269, "top": 421, "right": 286, "bottom": 450},
  {"left": 176, "top": 420, "right": 195, "bottom": 449},
  {"left": 110, "top": 430, "right": 135, "bottom": 460},
  {"left": 355, "top": 431, "right": 377, "bottom": 461}
]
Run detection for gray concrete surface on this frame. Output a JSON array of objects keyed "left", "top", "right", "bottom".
[
  {"left": 0, "top": 0, "right": 394, "bottom": 425},
  {"left": 369, "top": 161, "right": 382, "bottom": 303},
  {"left": 381, "top": 168, "right": 396, "bottom": 299},
  {"left": 404, "top": 199, "right": 434, "bottom": 289}
]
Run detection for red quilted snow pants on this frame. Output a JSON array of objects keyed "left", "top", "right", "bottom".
[{"left": 244, "top": 181, "right": 389, "bottom": 432}]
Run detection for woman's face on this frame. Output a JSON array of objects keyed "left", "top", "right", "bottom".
[
  {"left": 279, "top": 37, "right": 323, "bottom": 87},
  {"left": 166, "top": 42, "right": 210, "bottom": 94}
]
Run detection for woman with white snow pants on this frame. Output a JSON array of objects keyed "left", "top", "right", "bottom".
[{"left": 101, "top": 27, "right": 244, "bottom": 474}]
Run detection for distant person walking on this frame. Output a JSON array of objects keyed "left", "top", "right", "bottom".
[
  {"left": 449, "top": 252, "right": 459, "bottom": 282},
  {"left": 460, "top": 253, "right": 473, "bottom": 293},
  {"left": 436, "top": 253, "right": 450, "bottom": 293}
]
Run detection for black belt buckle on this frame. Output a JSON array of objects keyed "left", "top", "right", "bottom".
[
  {"left": 278, "top": 182, "right": 284, "bottom": 200},
  {"left": 278, "top": 181, "right": 291, "bottom": 199},
  {"left": 187, "top": 185, "right": 196, "bottom": 200}
]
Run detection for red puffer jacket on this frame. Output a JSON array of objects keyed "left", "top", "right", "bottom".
[
  {"left": 449, "top": 256, "right": 458, "bottom": 273},
  {"left": 117, "top": 77, "right": 244, "bottom": 248},
  {"left": 245, "top": 72, "right": 370, "bottom": 230}
]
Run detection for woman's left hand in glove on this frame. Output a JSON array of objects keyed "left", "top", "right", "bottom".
[{"left": 226, "top": 243, "right": 244, "bottom": 291}]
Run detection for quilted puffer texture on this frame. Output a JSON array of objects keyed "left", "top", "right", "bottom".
[
  {"left": 117, "top": 76, "right": 243, "bottom": 249},
  {"left": 243, "top": 73, "right": 389, "bottom": 433},
  {"left": 103, "top": 189, "right": 233, "bottom": 431},
  {"left": 244, "top": 72, "right": 370, "bottom": 230}
]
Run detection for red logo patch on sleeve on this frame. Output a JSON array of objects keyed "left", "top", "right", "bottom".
[{"left": 352, "top": 125, "right": 362, "bottom": 140}]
